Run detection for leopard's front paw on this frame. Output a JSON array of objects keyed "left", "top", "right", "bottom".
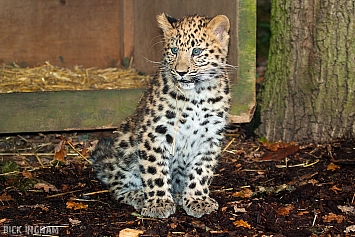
[
  {"left": 183, "top": 196, "right": 218, "bottom": 218},
  {"left": 141, "top": 198, "right": 176, "bottom": 218}
]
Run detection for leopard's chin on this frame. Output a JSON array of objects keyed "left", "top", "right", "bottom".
[{"left": 178, "top": 82, "right": 195, "bottom": 90}]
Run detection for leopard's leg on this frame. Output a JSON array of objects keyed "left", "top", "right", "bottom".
[
  {"left": 138, "top": 145, "right": 176, "bottom": 218},
  {"left": 91, "top": 136, "right": 144, "bottom": 210},
  {"left": 171, "top": 159, "right": 186, "bottom": 206},
  {"left": 107, "top": 164, "right": 144, "bottom": 210},
  {"left": 182, "top": 148, "right": 220, "bottom": 218}
]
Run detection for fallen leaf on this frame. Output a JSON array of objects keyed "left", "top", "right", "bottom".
[
  {"left": 37, "top": 204, "right": 49, "bottom": 211},
  {"left": 34, "top": 182, "right": 59, "bottom": 192},
  {"left": 61, "top": 184, "right": 70, "bottom": 192},
  {"left": 66, "top": 200, "right": 88, "bottom": 210},
  {"left": 191, "top": 220, "right": 206, "bottom": 229},
  {"left": 276, "top": 204, "right": 294, "bottom": 216},
  {"left": 210, "top": 230, "right": 227, "bottom": 234},
  {"left": 259, "top": 138, "right": 296, "bottom": 152},
  {"left": 119, "top": 228, "right": 144, "bottom": 237},
  {"left": 329, "top": 185, "right": 342, "bottom": 194},
  {"left": 338, "top": 205, "right": 355, "bottom": 214},
  {"left": 18, "top": 204, "right": 49, "bottom": 211},
  {"left": 77, "top": 182, "right": 86, "bottom": 188},
  {"left": 345, "top": 225, "right": 355, "bottom": 234},
  {"left": 261, "top": 145, "right": 300, "bottom": 161},
  {"left": 297, "top": 211, "right": 309, "bottom": 216},
  {"left": 54, "top": 136, "right": 65, "bottom": 153},
  {"left": 308, "top": 179, "right": 318, "bottom": 186},
  {"left": 233, "top": 207, "right": 247, "bottom": 213},
  {"left": 22, "top": 170, "right": 33, "bottom": 179},
  {"left": 169, "top": 222, "right": 178, "bottom": 229},
  {"left": 234, "top": 150, "right": 246, "bottom": 156},
  {"left": 255, "top": 184, "right": 295, "bottom": 195},
  {"left": 233, "top": 219, "right": 251, "bottom": 229},
  {"left": 327, "top": 162, "right": 340, "bottom": 171},
  {"left": 81, "top": 147, "right": 88, "bottom": 156},
  {"left": 232, "top": 188, "right": 253, "bottom": 198},
  {"left": 322, "top": 213, "right": 344, "bottom": 223},
  {"left": 0, "top": 193, "right": 14, "bottom": 202},
  {"left": 275, "top": 184, "right": 295, "bottom": 193},
  {"left": 68, "top": 218, "right": 81, "bottom": 226},
  {"left": 54, "top": 139, "right": 67, "bottom": 162}
]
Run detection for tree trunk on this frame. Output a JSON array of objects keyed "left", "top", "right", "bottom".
[{"left": 258, "top": 0, "right": 355, "bottom": 143}]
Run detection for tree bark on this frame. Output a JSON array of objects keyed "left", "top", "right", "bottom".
[{"left": 258, "top": 0, "right": 355, "bottom": 143}]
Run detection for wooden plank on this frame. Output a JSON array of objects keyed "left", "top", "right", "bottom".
[
  {"left": 0, "top": 0, "right": 122, "bottom": 68},
  {"left": 122, "top": 0, "right": 135, "bottom": 60},
  {"left": 230, "top": 0, "right": 256, "bottom": 123},
  {"left": 0, "top": 90, "right": 143, "bottom": 133}
]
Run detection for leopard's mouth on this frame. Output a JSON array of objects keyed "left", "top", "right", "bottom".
[
  {"left": 175, "top": 77, "right": 199, "bottom": 90},
  {"left": 178, "top": 81, "right": 195, "bottom": 90},
  {"left": 176, "top": 78, "right": 198, "bottom": 90}
]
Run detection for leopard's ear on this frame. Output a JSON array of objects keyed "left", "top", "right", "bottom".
[
  {"left": 207, "top": 15, "right": 230, "bottom": 46},
  {"left": 157, "top": 13, "right": 176, "bottom": 33}
]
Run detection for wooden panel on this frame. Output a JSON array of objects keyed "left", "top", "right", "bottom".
[
  {"left": 230, "top": 0, "right": 256, "bottom": 123},
  {"left": 0, "top": 0, "right": 122, "bottom": 68},
  {"left": 0, "top": 90, "right": 143, "bottom": 133},
  {"left": 121, "top": 0, "right": 134, "bottom": 60}
]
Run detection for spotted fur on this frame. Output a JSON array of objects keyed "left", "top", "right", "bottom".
[{"left": 91, "top": 13, "right": 231, "bottom": 218}]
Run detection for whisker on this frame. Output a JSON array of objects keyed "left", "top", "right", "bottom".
[
  {"left": 142, "top": 56, "right": 161, "bottom": 65},
  {"left": 221, "top": 63, "right": 239, "bottom": 71},
  {"left": 150, "top": 34, "right": 164, "bottom": 45},
  {"left": 148, "top": 40, "right": 165, "bottom": 53}
]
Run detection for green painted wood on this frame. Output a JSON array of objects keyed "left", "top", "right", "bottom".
[
  {"left": 230, "top": 0, "right": 256, "bottom": 123},
  {"left": 0, "top": 89, "right": 143, "bottom": 133}
]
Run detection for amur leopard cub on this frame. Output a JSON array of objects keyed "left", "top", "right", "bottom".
[{"left": 91, "top": 13, "right": 231, "bottom": 218}]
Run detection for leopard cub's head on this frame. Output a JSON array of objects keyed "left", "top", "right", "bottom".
[{"left": 157, "top": 13, "right": 230, "bottom": 90}]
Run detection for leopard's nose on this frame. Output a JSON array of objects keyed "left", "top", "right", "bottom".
[{"left": 177, "top": 71, "right": 188, "bottom": 77}]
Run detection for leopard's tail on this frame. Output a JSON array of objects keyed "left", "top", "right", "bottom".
[{"left": 90, "top": 137, "right": 116, "bottom": 185}]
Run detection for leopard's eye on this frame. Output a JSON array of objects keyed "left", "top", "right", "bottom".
[
  {"left": 192, "top": 48, "right": 203, "bottom": 56},
  {"left": 171, "top": 47, "right": 178, "bottom": 54}
]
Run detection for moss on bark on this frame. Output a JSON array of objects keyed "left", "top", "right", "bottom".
[{"left": 258, "top": 0, "right": 355, "bottom": 143}]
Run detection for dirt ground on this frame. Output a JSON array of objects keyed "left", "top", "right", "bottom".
[{"left": 0, "top": 130, "right": 354, "bottom": 237}]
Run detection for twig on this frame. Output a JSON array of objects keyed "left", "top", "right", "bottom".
[
  {"left": 242, "top": 169, "right": 267, "bottom": 172},
  {"left": 17, "top": 135, "right": 44, "bottom": 167},
  {"left": 83, "top": 190, "right": 109, "bottom": 196},
  {"left": 66, "top": 140, "right": 92, "bottom": 164},
  {"left": 213, "top": 187, "right": 234, "bottom": 192},
  {"left": 223, "top": 138, "right": 235, "bottom": 152},
  {"left": 312, "top": 212, "right": 318, "bottom": 227},
  {"left": 13, "top": 146, "right": 33, "bottom": 168},
  {"left": 276, "top": 159, "right": 319, "bottom": 168},
  {"left": 131, "top": 212, "right": 165, "bottom": 222},
  {"left": 0, "top": 165, "right": 52, "bottom": 176},
  {"left": 46, "top": 190, "right": 83, "bottom": 198},
  {"left": 0, "top": 152, "right": 79, "bottom": 156}
]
